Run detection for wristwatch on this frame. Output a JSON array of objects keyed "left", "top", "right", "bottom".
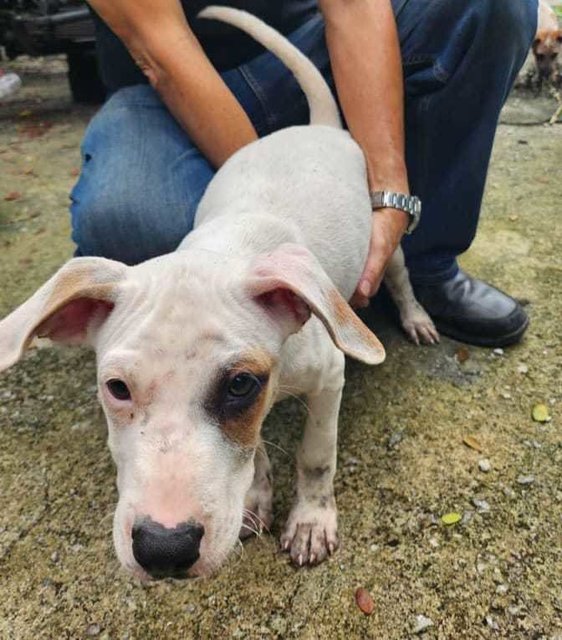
[{"left": 370, "top": 190, "right": 421, "bottom": 235}]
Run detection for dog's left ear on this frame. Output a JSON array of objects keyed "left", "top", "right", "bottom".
[
  {"left": 0, "top": 257, "right": 127, "bottom": 372},
  {"left": 246, "top": 243, "right": 385, "bottom": 365}
]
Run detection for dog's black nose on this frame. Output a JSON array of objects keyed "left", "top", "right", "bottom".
[{"left": 131, "top": 518, "right": 205, "bottom": 579}]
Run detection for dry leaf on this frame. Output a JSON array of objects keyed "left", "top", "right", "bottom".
[
  {"left": 355, "top": 587, "right": 375, "bottom": 615},
  {"left": 463, "top": 435, "right": 482, "bottom": 452},
  {"left": 455, "top": 346, "right": 470, "bottom": 363},
  {"left": 4, "top": 191, "right": 21, "bottom": 201}
]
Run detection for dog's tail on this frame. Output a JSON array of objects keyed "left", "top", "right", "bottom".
[{"left": 198, "top": 6, "right": 341, "bottom": 128}]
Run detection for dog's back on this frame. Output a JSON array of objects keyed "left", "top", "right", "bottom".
[{"left": 189, "top": 7, "right": 372, "bottom": 300}]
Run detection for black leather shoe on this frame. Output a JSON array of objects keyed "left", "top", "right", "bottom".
[{"left": 412, "top": 270, "right": 529, "bottom": 347}]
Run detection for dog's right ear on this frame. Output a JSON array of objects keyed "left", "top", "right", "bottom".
[
  {"left": 0, "top": 257, "right": 127, "bottom": 372},
  {"left": 246, "top": 243, "right": 385, "bottom": 365}
]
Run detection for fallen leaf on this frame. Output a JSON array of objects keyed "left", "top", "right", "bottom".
[
  {"left": 531, "top": 404, "right": 551, "bottom": 423},
  {"left": 4, "top": 191, "right": 21, "bottom": 201},
  {"left": 355, "top": 587, "right": 375, "bottom": 615},
  {"left": 455, "top": 346, "right": 470, "bottom": 363},
  {"left": 441, "top": 512, "right": 462, "bottom": 526},
  {"left": 463, "top": 435, "right": 482, "bottom": 452},
  {"left": 508, "top": 214, "right": 519, "bottom": 222}
]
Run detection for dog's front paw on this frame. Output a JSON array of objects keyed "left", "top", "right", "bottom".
[
  {"left": 401, "top": 303, "right": 440, "bottom": 346},
  {"left": 280, "top": 498, "right": 338, "bottom": 566}
]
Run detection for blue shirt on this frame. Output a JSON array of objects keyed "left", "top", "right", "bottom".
[{"left": 94, "top": 1, "right": 318, "bottom": 93}]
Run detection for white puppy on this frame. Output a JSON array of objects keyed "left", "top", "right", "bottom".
[{"left": 0, "top": 7, "right": 435, "bottom": 579}]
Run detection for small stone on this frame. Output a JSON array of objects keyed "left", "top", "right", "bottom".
[
  {"left": 493, "top": 348, "right": 504, "bottom": 356},
  {"left": 185, "top": 604, "right": 196, "bottom": 614},
  {"left": 86, "top": 624, "right": 101, "bottom": 637},
  {"left": 485, "top": 615, "right": 499, "bottom": 630},
  {"left": 50, "top": 551, "right": 59, "bottom": 563},
  {"left": 496, "top": 584, "right": 509, "bottom": 595},
  {"left": 388, "top": 431, "right": 404, "bottom": 449},
  {"left": 478, "top": 459, "right": 492, "bottom": 473},
  {"left": 517, "top": 474, "right": 535, "bottom": 485},
  {"left": 461, "top": 510, "right": 474, "bottom": 525},
  {"left": 472, "top": 498, "right": 491, "bottom": 513},
  {"left": 523, "top": 440, "right": 542, "bottom": 449},
  {"left": 508, "top": 606, "right": 520, "bottom": 616},
  {"left": 517, "top": 363, "right": 529, "bottom": 374},
  {"left": 500, "top": 391, "right": 512, "bottom": 400},
  {"left": 428, "top": 536, "right": 439, "bottom": 548},
  {"left": 413, "top": 614, "right": 434, "bottom": 634}
]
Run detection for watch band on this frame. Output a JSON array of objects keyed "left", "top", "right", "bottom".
[{"left": 370, "top": 190, "right": 422, "bottom": 234}]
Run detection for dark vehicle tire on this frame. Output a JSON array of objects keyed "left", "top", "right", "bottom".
[{"left": 67, "top": 48, "right": 105, "bottom": 104}]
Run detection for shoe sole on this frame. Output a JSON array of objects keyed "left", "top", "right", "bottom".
[{"left": 433, "top": 315, "right": 530, "bottom": 348}]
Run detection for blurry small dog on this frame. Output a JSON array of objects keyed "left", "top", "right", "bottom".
[{"left": 532, "top": 0, "right": 561, "bottom": 84}]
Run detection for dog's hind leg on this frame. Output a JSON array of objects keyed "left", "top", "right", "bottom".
[
  {"left": 384, "top": 247, "right": 440, "bottom": 345},
  {"left": 280, "top": 349, "right": 343, "bottom": 566}
]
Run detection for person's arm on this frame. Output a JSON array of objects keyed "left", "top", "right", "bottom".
[
  {"left": 319, "top": 0, "right": 409, "bottom": 307},
  {"left": 87, "top": 0, "right": 257, "bottom": 167}
]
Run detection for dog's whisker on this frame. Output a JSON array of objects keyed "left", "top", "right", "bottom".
[
  {"left": 243, "top": 508, "right": 270, "bottom": 534},
  {"left": 261, "top": 438, "right": 289, "bottom": 457},
  {"left": 276, "top": 386, "right": 312, "bottom": 416}
]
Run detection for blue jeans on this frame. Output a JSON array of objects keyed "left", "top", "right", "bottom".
[{"left": 70, "top": 0, "right": 537, "bottom": 282}]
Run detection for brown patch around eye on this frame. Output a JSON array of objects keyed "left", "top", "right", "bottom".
[
  {"left": 221, "top": 382, "right": 271, "bottom": 448},
  {"left": 206, "top": 349, "right": 275, "bottom": 448}
]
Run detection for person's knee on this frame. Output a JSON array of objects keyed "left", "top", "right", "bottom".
[
  {"left": 72, "top": 186, "right": 142, "bottom": 264},
  {"left": 71, "top": 182, "right": 190, "bottom": 265},
  {"left": 473, "top": 0, "right": 537, "bottom": 60}
]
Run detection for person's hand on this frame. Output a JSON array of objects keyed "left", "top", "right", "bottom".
[{"left": 350, "top": 207, "right": 409, "bottom": 308}]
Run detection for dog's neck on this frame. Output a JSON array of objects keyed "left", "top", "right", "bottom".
[{"left": 178, "top": 209, "right": 303, "bottom": 261}]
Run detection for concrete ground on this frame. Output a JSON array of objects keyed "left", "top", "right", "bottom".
[{"left": 0, "top": 58, "right": 560, "bottom": 640}]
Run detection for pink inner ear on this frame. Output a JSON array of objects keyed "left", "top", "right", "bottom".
[
  {"left": 36, "top": 298, "right": 114, "bottom": 344},
  {"left": 256, "top": 287, "right": 311, "bottom": 326}
]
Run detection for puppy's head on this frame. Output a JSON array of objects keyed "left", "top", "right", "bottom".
[
  {"left": 0, "top": 245, "right": 384, "bottom": 580},
  {"left": 532, "top": 29, "right": 562, "bottom": 80}
]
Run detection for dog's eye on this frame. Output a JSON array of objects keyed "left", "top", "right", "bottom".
[
  {"left": 106, "top": 378, "right": 131, "bottom": 401},
  {"left": 228, "top": 373, "right": 260, "bottom": 398}
]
